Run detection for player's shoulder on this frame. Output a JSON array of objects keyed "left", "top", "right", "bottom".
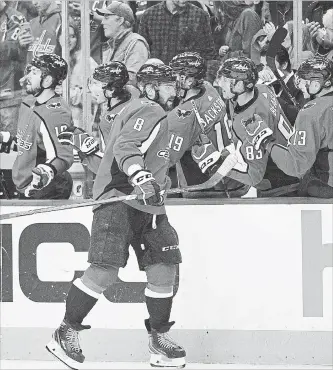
[
  {"left": 201, "top": 81, "right": 221, "bottom": 101},
  {"left": 126, "top": 85, "right": 140, "bottom": 100},
  {"left": 45, "top": 96, "right": 71, "bottom": 115},
  {"left": 131, "top": 97, "right": 165, "bottom": 115},
  {"left": 22, "top": 94, "right": 36, "bottom": 106},
  {"left": 5, "top": 6, "right": 25, "bottom": 21},
  {"left": 301, "top": 94, "right": 333, "bottom": 114}
]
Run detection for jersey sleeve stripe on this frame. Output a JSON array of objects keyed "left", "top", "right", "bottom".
[
  {"left": 139, "top": 122, "right": 161, "bottom": 154},
  {"left": 39, "top": 120, "right": 57, "bottom": 162}
]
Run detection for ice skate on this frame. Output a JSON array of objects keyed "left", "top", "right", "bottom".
[
  {"left": 46, "top": 319, "right": 90, "bottom": 370},
  {"left": 148, "top": 321, "right": 186, "bottom": 368}
]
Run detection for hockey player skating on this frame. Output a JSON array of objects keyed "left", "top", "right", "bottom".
[
  {"left": 168, "top": 52, "right": 247, "bottom": 196},
  {"left": 214, "top": 57, "right": 295, "bottom": 188},
  {"left": 0, "top": 54, "right": 74, "bottom": 199},
  {"left": 47, "top": 63, "right": 187, "bottom": 369},
  {"left": 242, "top": 56, "right": 333, "bottom": 198}
]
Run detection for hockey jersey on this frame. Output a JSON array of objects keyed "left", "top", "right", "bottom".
[
  {"left": 12, "top": 95, "right": 74, "bottom": 193},
  {"left": 99, "top": 85, "right": 140, "bottom": 151},
  {"left": 270, "top": 91, "right": 333, "bottom": 187},
  {"left": 224, "top": 84, "right": 293, "bottom": 186},
  {"left": 93, "top": 97, "right": 170, "bottom": 215}
]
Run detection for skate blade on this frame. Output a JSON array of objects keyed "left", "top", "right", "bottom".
[
  {"left": 46, "top": 339, "right": 83, "bottom": 370},
  {"left": 150, "top": 354, "right": 186, "bottom": 368}
]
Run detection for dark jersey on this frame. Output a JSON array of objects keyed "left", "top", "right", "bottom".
[
  {"left": 270, "top": 91, "right": 333, "bottom": 187},
  {"left": 99, "top": 85, "right": 140, "bottom": 151},
  {"left": 93, "top": 97, "right": 170, "bottom": 215},
  {"left": 12, "top": 95, "right": 74, "bottom": 193},
  {"left": 224, "top": 84, "right": 293, "bottom": 186}
]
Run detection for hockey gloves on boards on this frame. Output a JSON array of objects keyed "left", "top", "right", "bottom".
[
  {"left": 128, "top": 169, "right": 163, "bottom": 206},
  {"left": 192, "top": 133, "right": 238, "bottom": 177},
  {"left": 242, "top": 114, "right": 273, "bottom": 151},
  {"left": 0, "top": 131, "right": 17, "bottom": 153},
  {"left": 58, "top": 126, "right": 99, "bottom": 158},
  {"left": 24, "top": 164, "right": 55, "bottom": 197}
]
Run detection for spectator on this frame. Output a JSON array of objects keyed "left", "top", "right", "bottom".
[
  {"left": 251, "top": 21, "right": 276, "bottom": 66},
  {"left": 138, "top": 0, "right": 216, "bottom": 64},
  {"left": 26, "top": 0, "right": 61, "bottom": 62},
  {"left": 304, "top": 1, "right": 333, "bottom": 24},
  {"left": 216, "top": 0, "right": 263, "bottom": 61},
  {"left": 56, "top": 21, "right": 98, "bottom": 128},
  {"left": 97, "top": 1, "right": 149, "bottom": 85},
  {"left": 282, "top": 21, "right": 314, "bottom": 69},
  {"left": 268, "top": 1, "right": 293, "bottom": 28},
  {"left": 0, "top": 1, "right": 31, "bottom": 134}
]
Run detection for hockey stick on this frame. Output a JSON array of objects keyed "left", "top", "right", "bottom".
[
  {"left": 266, "top": 27, "right": 300, "bottom": 110},
  {"left": 191, "top": 99, "right": 231, "bottom": 198},
  {"left": 0, "top": 172, "right": 225, "bottom": 221}
]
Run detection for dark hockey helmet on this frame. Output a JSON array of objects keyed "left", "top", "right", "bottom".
[
  {"left": 30, "top": 54, "right": 68, "bottom": 85},
  {"left": 137, "top": 63, "right": 176, "bottom": 85},
  {"left": 92, "top": 61, "right": 129, "bottom": 90},
  {"left": 297, "top": 56, "right": 333, "bottom": 83},
  {"left": 217, "top": 57, "right": 258, "bottom": 88},
  {"left": 169, "top": 52, "right": 207, "bottom": 80}
]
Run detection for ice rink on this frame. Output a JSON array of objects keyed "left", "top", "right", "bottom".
[{"left": 1, "top": 361, "right": 332, "bottom": 370}]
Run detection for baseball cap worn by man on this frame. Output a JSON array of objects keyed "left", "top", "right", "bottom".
[{"left": 96, "top": 1, "right": 134, "bottom": 25}]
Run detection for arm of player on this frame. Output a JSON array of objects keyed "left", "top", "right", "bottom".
[
  {"left": 113, "top": 105, "right": 166, "bottom": 206},
  {"left": 267, "top": 109, "right": 322, "bottom": 178}
]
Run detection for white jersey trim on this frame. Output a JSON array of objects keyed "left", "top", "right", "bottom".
[
  {"left": 39, "top": 120, "right": 56, "bottom": 162},
  {"left": 139, "top": 123, "right": 161, "bottom": 154}
]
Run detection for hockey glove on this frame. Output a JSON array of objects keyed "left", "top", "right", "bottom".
[
  {"left": 58, "top": 126, "right": 99, "bottom": 157},
  {"left": 0, "top": 131, "right": 17, "bottom": 153},
  {"left": 128, "top": 169, "right": 163, "bottom": 206},
  {"left": 206, "top": 149, "right": 238, "bottom": 177},
  {"left": 242, "top": 114, "right": 273, "bottom": 151},
  {"left": 24, "top": 164, "right": 55, "bottom": 197}
]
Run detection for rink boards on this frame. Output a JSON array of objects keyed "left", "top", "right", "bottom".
[{"left": 1, "top": 198, "right": 332, "bottom": 365}]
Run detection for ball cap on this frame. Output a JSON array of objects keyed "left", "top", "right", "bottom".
[{"left": 96, "top": 1, "right": 135, "bottom": 25}]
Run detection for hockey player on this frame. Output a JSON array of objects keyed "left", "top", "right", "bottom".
[
  {"left": 47, "top": 63, "right": 187, "bottom": 369},
  {"left": 0, "top": 53, "right": 74, "bottom": 199},
  {"left": 168, "top": 52, "right": 248, "bottom": 196},
  {"left": 58, "top": 62, "right": 140, "bottom": 174},
  {"left": 214, "top": 56, "right": 296, "bottom": 188},
  {"left": 242, "top": 56, "right": 333, "bottom": 198}
]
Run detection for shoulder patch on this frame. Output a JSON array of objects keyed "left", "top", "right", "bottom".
[
  {"left": 208, "top": 95, "right": 213, "bottom": 102},
  {"left": 302, "top": 101, "right": 316, "bottom": 111},
  {"left": 105, "top": 113, "right": 117, "bottom": 123},
  {"left": 176, "top": 108, "right": 192, "bottom": 119},
  {"left": 47, "top": 102, "right": 62, "bottom": 109}
]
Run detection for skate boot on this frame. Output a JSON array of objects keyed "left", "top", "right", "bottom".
[
  {"left": 148, "top": 321, "right": 186, "bottom": 368},
  {"left": 46, "top": 319, "right": 90, "bottom": 370}
]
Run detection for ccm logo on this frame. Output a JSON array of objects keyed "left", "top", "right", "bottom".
[{"left": 162, "top": 245, "right": 179, "bottom": 252}]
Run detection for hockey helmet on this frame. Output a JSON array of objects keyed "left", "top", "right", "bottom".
[
  {"left": 92, "top": 61, "right": 129, "bottom": 90},
  {"left": 169, "top": 52, "right": 206, "bottom": 81},
  {"left": 137, "top": 63, "right": 176, "bottom": 85},
  {"left": 217, "top": 57, "right": 258, "bottom": 88},
  {"left": 297, "top": 56, "right": 333, "bottom": 83},
  {"left": 30, "top": 54, "right": 68, "bottom": 85}
]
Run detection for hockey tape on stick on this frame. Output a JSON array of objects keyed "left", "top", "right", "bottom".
[
  {"left": 0, "top": 171, "right": 225, "bottom": 220},
  {"left": 266, "top": 28, "right": 300, "bottom": 109}
]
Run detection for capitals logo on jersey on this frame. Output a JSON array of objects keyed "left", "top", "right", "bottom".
[
  {"left": 47, "top": 102, "right": 62, "bottom": 109},
  {"left": 105, "top": 113, "right": 117, "bottom": 123},
  {"left": 176, "top": 108, "right": 192, "bottom": 119}
]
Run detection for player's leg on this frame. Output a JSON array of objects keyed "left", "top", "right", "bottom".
[
  {"left": 46, "top": 203, "right": 133, "bottom": 369},
  {"left": 138, "top": 213, "right": 185, "bottom": 368}
]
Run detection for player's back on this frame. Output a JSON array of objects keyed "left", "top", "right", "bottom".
[
  {"left": 293, "top": 93, "right": 333, "bottom": 186},
  {"left": 93, "top": 97, "right": 170, "bottom": 214}
]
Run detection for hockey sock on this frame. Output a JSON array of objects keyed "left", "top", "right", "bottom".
[
  {"left": 145, "top": 296, "right": 173, "bottom": 331},
  {"left": 64, "top": 278, "right": 100, "bottom": 326}
]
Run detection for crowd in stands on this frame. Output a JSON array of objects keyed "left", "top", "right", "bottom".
[{"left": 0, "top": 0, "right": 333, "bottom": 200}]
